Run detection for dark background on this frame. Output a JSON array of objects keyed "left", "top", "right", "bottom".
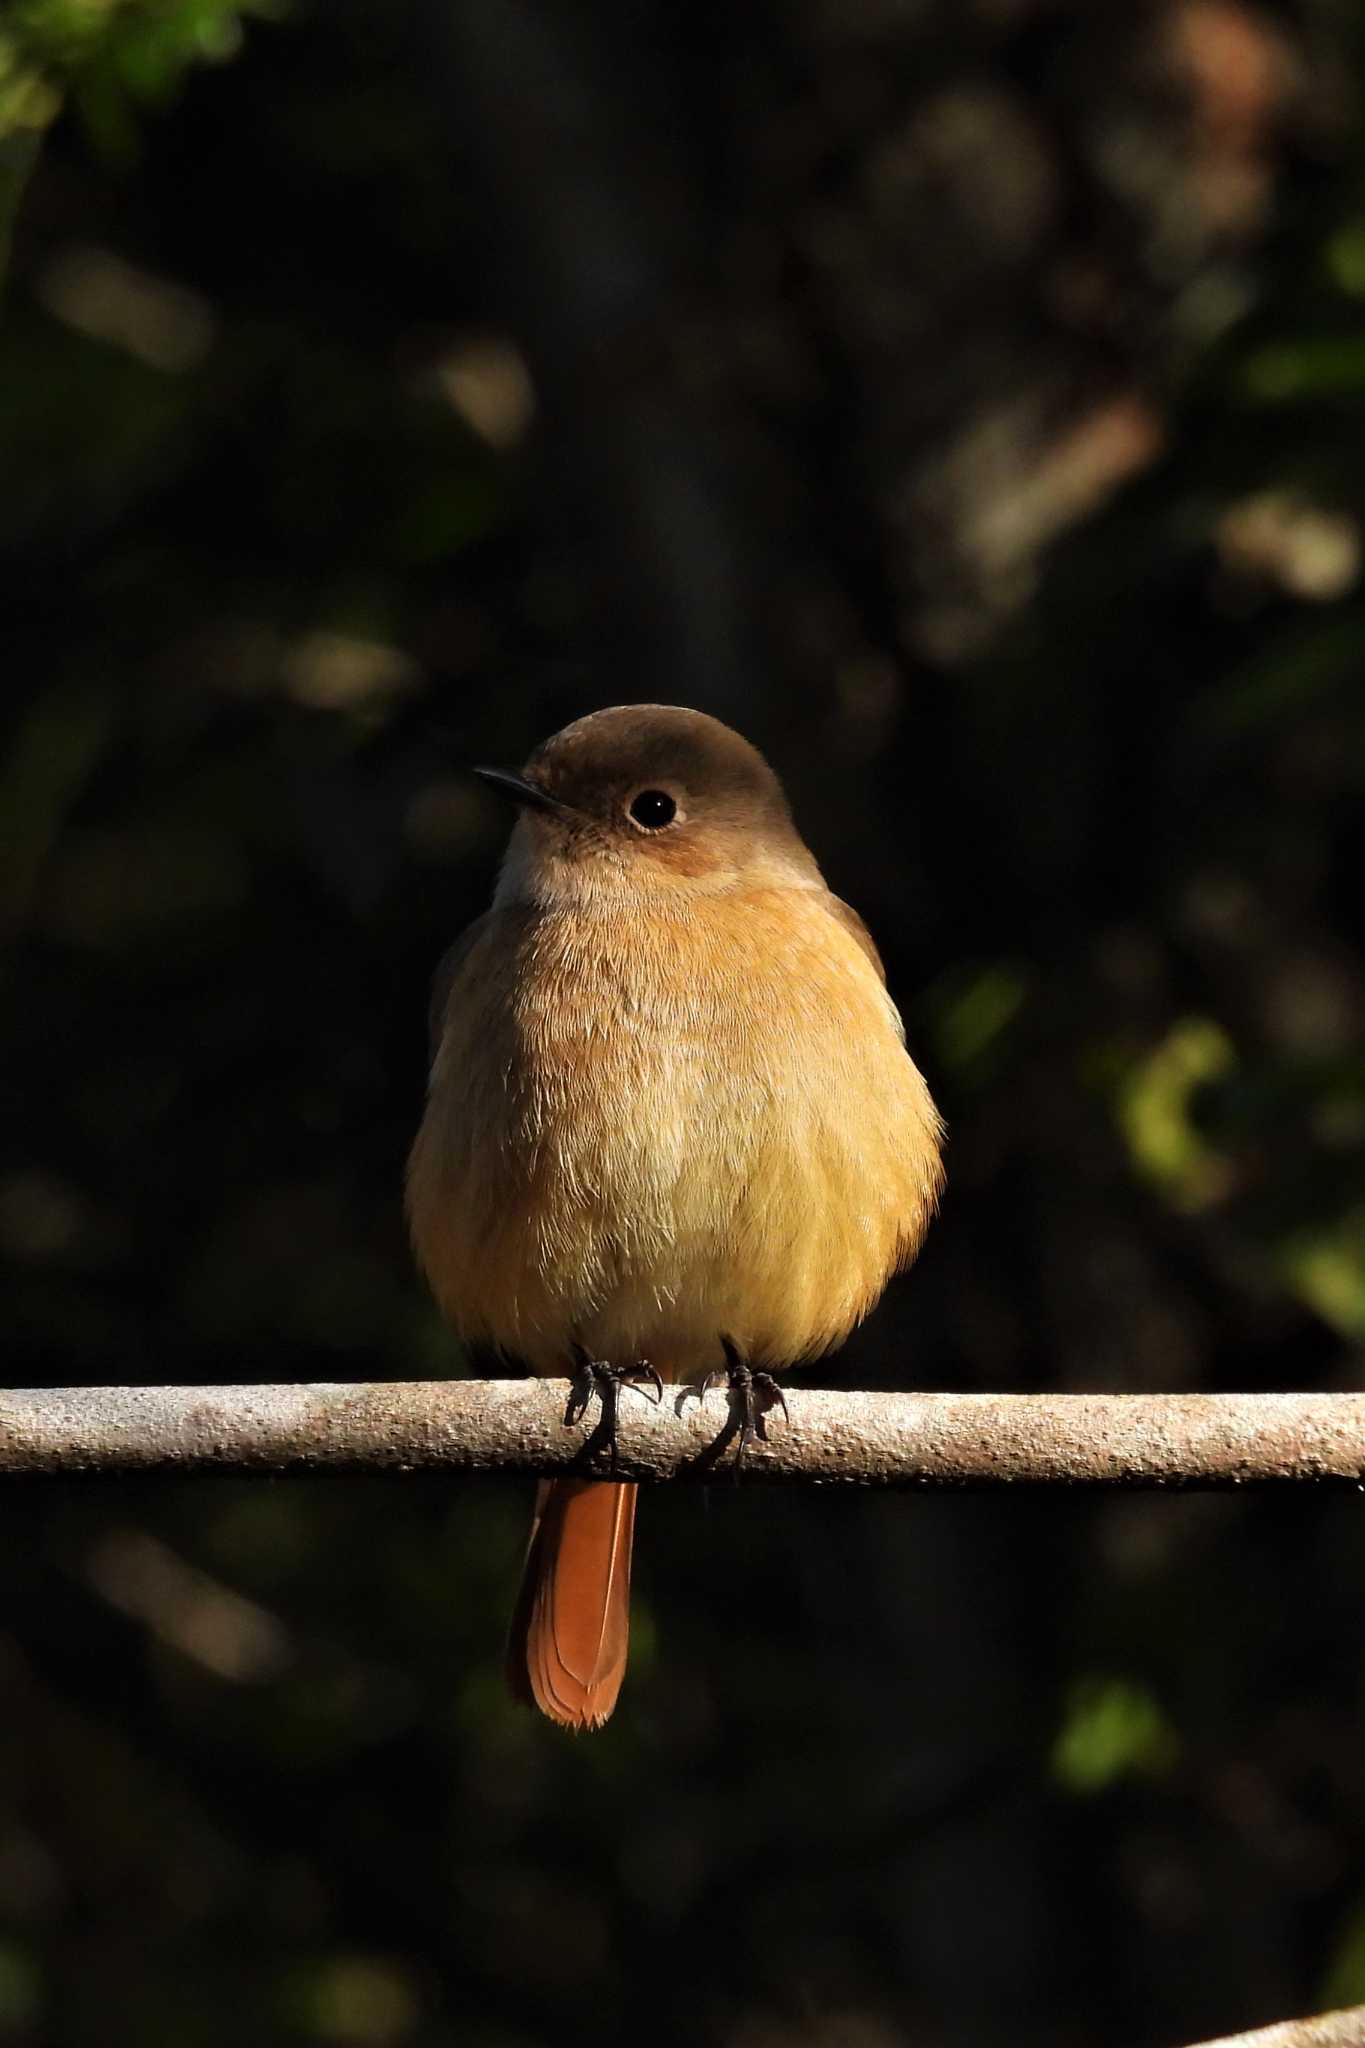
[{"left": 3, "top": 3, "right": 1365, "bottom": 2044}]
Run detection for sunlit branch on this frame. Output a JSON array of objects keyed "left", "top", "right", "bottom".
[
  {"left": 2, "top": 1382, "right": 1364, "bottom": 1487},
  {"left": 1185, "top": 2002, "right": 1365, "bottom": 2047}
]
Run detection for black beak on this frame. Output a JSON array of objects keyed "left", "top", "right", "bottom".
[{"left": 471, "top": 766, "right": 569, "bottom": 816}]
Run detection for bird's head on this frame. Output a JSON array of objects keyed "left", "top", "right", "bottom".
[{"left": 476, "top": 704, "right": 819, "bottom": 907}]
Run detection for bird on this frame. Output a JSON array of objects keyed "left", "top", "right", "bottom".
[{"left": 406, "top": 704, "right": 944, "bottom": 1730}]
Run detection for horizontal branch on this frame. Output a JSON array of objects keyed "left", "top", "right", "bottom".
[
  {"left": 1187, "top": 2003, "right": 1365, "bottom": 2048},
  {"left": 1, "top": 1383, "right": 1364, "bottom": 1487}
]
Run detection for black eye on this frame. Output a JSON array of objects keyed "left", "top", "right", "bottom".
[{"left": 628, "top": 789, "right": 677, "bottom": 830}]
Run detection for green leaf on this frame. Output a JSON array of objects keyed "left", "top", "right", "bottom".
[
  {"left": 1116, "top": 1018, "right": 1236, "bottom": 1212},
  {"left": 1052, "top": 1676, "right": 1179, "bottom": 1795}
]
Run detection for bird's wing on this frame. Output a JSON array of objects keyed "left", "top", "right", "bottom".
[
  {"left": 824, "top": 894, "right": 888, "bottom": 984},
  {"left": 426, "top": 910, "right": 492, "bottom": 1061}
]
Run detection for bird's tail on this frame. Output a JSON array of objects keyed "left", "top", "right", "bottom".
[{"left": 507, "top": 1478, "right": 637, "bottom": 1729}]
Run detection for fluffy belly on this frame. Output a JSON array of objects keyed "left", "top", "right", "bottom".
[
  {"left": 407, "top": 892, "right": 942, "bottom": 1379},
  {"left": 469, "top": 1119, "right": 906, "bottom": 1377}
]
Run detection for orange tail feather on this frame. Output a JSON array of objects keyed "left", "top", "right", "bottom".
[{"left": 507, "top": 1478, "right": 637, "bottom": 1730}]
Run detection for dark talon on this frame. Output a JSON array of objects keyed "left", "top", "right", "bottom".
[
  {"left": 566, "top": 1345, "right": 662, "bottom": 1470},
  {"left": 713, "top": 1334, "right": 788, "bottom": 1472},
  {"left": 624, "top": 1361, "right": 665, "bottom": 1405},
  {"left": 760, "top": 1377, "right": 789, "bottom": 1428}
]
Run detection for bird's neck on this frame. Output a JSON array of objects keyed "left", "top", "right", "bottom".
[{"left": 493, "top": 842, "right": 821, "bottom": 917}]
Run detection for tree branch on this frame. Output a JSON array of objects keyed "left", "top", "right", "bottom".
[
  {"left": 1, "top": 1383, "right": 1364, "bottom": 1485},
  {"left": 1185, "top": 2003, "right": 1365, "bottom": 2047}
]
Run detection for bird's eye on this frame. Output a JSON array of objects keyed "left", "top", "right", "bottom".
[{"left": 627, "top": 789, "right": 678, "bottom": 830}]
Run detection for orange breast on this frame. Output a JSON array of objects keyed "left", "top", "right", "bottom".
[{"left": 406, "top": 887, "right": 943, "bottom": 1377}]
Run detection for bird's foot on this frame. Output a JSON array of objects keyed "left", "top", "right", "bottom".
[
  {"left": 566, "top": 1345, "right": 663, "bottom": 1471},
  {"left": 699, "top": 1335, "right": 788, "bottom": 1472}
]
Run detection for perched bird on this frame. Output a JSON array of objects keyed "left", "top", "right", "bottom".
[{"left": 407, "top": 705, "right": 944, "bottom": 1730}]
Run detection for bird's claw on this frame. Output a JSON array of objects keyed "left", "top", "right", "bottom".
[
  {"left": 621, "top": 1360, "right": 664, "bottom": 1405},
  {"left": 705, "top": 1335, "right": 788, "bottom": 1471},
  {"left": 566, "top": 1346, "right": 662, "bottom": 1468}
]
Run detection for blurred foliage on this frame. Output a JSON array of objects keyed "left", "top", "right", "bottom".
[
  {"left": 1323, "top": 1899, "right": 1365, "bottom": 2009},
  {"left": 1051, "top": 1676, "right": 1180, "bottom": 1795},
  {"left": 0, "top": 0, "right": 279, "bottom": 269},
  {"left": 1117, "top": 1019, "right": 1238, "bottom": 1213},
  {"left": 2, "top": 2, "right": 1365, "bottom": 2045}
]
